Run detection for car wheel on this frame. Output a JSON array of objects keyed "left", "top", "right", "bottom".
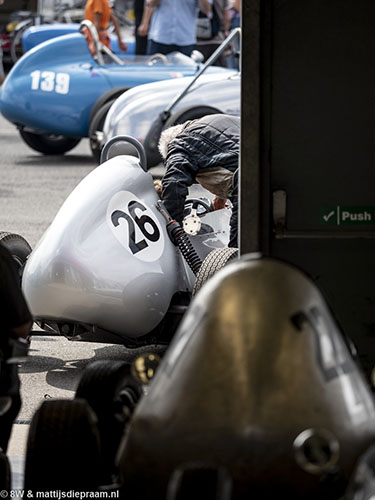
[
  {"left": 10, "top": 23, "right": 31, "bottom": 63},
  {"left": 145, "top": 105, "right": 222, "bottom": 169},
  {"left": 89, "top": 100, "right": 115, "bottom": 164},
  {"left": 75, "top": 360, "right": 143, "bottom": 480},
  {"left": 164, "top": 105, "right": 222, "bottom": 129},
  {"left": 89, "top": 87, "right": 129, "bottom": 125},
  {"left": 0, "top": 450, "right": 11, "bottom": 492},
  {"left": 19, "top": 130, "right": 81, "bottom": 155},
  {"left": 193, "top": 247, "right": 238, "bottom": 295},
  {"left": 24, "top": 399, "right": 101, "bottom": 492},
  {"left": 0, "top": 232, "right": 32, "bottom": 280}
]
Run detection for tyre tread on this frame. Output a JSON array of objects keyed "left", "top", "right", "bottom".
[
  {"left": 24, "top": 399, "right": 101, "bottom": 491},
  {"left": 19, "top": 130, "right": 80, "bottom": 155},
  {"left": 193, "top": 247, "right": 238, "bottom": 295}
]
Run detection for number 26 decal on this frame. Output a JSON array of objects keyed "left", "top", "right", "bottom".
[
  {"left": 107, "top": 191, "right": 164, "bottom": 262},
  {"left": 112, "top": 201, "right": 160, "bottom": 255},
  {"left": 30, "top": 70, "right": 70, "bottom": 95}
]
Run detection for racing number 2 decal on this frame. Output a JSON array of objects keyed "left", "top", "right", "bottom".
[
  {"left": 30, "top": 70, "right": 70, "bottom": 94},
  {"left": 107, "top": 191, "right": 164, "bottom": 262},
  {"left": 112, "top": 201, "right": 160, "bottom": 255}
]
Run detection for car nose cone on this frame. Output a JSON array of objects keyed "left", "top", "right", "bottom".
[{"left": 117, "top": 255, "right": 375, "bottom": 499}]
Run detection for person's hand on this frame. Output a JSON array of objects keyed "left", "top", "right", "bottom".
[
  {"left": 118, "top": 40, "right": 128, "bottom": 52},
  {"left": 137, "top": 23, "right": 149, "bottom": 37},
  {"left": 213, "top": 196, "right": 227, "bottom": 210}
]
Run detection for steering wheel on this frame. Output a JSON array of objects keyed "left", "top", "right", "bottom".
[
  {"left": 147, "top": 53, "right": 169, "bottom": 65},
  {"left": 184, "top": 198, "right": 213, "bottom": 217}
]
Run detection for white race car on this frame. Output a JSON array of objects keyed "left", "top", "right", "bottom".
[
  {"left": 102, "top": 70, "right": 241, "bottom": 168},
  {"left": 2, "top": 136, "right": 235, "bottom": 347}
]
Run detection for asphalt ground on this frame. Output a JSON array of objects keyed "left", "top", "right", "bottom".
[
  {"left": 0, "top": 18, "right": 169, "bottom": 489},
  {"left": 0, "top": 112, "right": 166, "bottom": 486}
]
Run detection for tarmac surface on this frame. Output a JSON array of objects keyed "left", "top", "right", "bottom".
[
  {"left": 0, "top": 112, "right": 166, "bottom": 488},
  {"left": 0, "top": 16, "right": 174, "bottom": 490}
]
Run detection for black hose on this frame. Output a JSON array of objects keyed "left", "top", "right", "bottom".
[{"left": 167, "top": 221, "right": 202, "bottom": 275}]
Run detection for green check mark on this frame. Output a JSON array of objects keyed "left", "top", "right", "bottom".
[{"left": 323, "top": 210, "right": 335, "bottom": 222}]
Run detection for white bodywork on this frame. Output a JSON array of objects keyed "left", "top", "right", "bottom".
[
  {"left": 22, "top": 153, "right": 231, "bottom": 343},
  {"left": 102, "top": 71, "right": 240, "bottom": 146}
]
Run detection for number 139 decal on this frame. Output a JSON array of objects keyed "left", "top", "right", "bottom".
[
  {"left": 107, "top": 191, "right": 164, "bottom": 262},
  {"left": 30, "top": 70, "right": 70, "bottom": 94}
]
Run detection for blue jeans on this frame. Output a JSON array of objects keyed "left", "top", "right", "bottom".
[{"left": 147, "top": 39, "right": 195, "bottom": 57}]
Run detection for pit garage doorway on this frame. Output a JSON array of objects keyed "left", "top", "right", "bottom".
[{"left": 241, "top": 0, "right": 375, "bottom": 376}]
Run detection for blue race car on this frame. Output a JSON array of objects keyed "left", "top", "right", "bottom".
[
  {"left": 0, "top": 21, "right": 231, "bottom": 157},
  {"left": 21, "top": 23, "right": 136, "bottom": 57}
]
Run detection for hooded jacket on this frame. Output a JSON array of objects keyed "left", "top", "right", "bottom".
[{"left": 161, "top": 114, "right": 239, "bottom": 247}]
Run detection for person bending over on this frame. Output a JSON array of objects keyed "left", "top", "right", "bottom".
[{"left": 158, "top": 114, "right": 239, "bottom": 248}]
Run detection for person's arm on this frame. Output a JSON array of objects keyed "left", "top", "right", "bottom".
[
  {"left": 161, "top": 153, "right": 198, "bottom": 224},
  {"left": 110, "top": 11, "right": 128, "bottom": 51},
  {"left": 137, "top": 4, "right": 154, "bottom": 37},
  {"left": 199, "top": 0, "right": 212, "bottom": 15},
  {"left": 145, "top": 0, "right": 160, "bottom": 6},
  {"left": 212, "top": 196, "right": 227, "bottom": 210},
  {"left": 221, "top": 7, "right": 231, "bottom": 35}
]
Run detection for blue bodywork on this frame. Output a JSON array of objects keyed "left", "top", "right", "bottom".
[
  {"left": 0, "top": 32, "right": 229, "bottom": 138},
  {"left": 22, "top": 23, "right": 136, "bottom": 56}
]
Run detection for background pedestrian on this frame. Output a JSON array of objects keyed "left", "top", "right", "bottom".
[
  {"left": 196, "top": 0, "right": 231, "bottom": 67},
  {"left": 84, "top": 0, "right": 128, "bottom": 54},
  {"left": 142, "top": 0, "right": 211, "bottom": 57}
]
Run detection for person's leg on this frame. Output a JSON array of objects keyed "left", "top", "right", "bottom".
[
  {"left": 228, "top": 209, "right": 238, "bottom": 248},
  {"left": 227, "top": 15, "right": 241, "bottom": 69},
  {"left": 196, "top": 42, "right": 227, "bottom": 65},
  {"left": 174, "top": 44, "right": 196, "bottom": 57},
  {"left": 148, "top": 41, "right": 196, "bottom": 57},
  {"left": 228, "top": 173, "right": 238, "bottom": 248},
  {"left": 136, "top": 34, "right": 148, "bottom": 55},
  {"left": 147, "top": 39, "right": 173, "bottom": 55},
  {"left": 134, "top": 2, "right": 148, "bottom": 55}
]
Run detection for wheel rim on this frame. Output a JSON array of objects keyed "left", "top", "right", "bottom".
[{"left": 45, "top": 134, "right": 67, "bottom": 143}]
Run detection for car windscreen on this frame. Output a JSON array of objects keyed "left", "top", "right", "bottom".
[{"left": 115, "top": 52, "right": 196, "bottom": 67}]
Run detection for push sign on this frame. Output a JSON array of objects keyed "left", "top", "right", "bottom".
[{"left": 320, "top": 206, "right": 375, "bottom": 226}]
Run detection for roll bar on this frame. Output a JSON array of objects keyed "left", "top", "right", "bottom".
[
  {"left": 100, "top": 135, "right": 148, "bottom": 171},
  {"left": 79, "top": 20, "right": 125, "bottom": 66}
]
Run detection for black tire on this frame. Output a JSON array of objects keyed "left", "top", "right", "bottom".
[
  {"left": 24, "top": 399, "right": 101, "bottom": 492},
  {"left": 75, "top": 360, "right": 143, "bottom": 480},
  {"left": 10, "top": 22, "right": 31, "bottom": 63},
  {"left": 89, "top": 100, "right": 115, "bottom": 164},
  {"left": 0, "top": 232, "right": 32, "bottom": 279},
  {"left": 164, "top": 105, "right": 222, "bottom": 129},
  {"left": 146, "top": 105, "right": 222, "bottom": 169},
  {"left": 193, "top": 247, "right": 238, "bottom": 295},
  {"left": 10, "top": 17, "right": 54, "bottom": 63},
  {"left": 0, "top": 450, "right": 11, "bottom": 492},
  {"left": 19, "top": 129, "right": 81, "bottom": 155},
  {"left": 89, "top": 87, "right": 129, "bottom": 125}
]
